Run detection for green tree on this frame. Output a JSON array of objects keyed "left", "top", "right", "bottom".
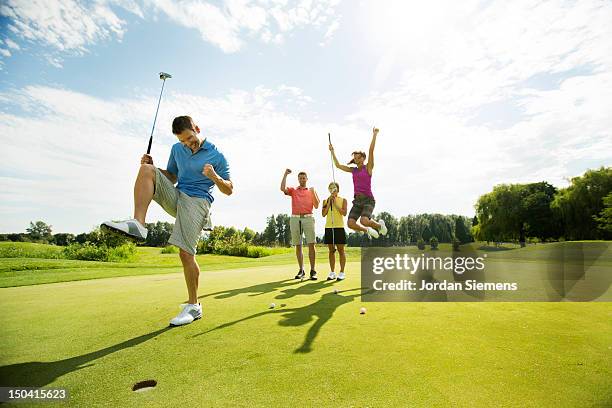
[
  {"left": 262, "top": 215, "right": 277, "bottom": 246},
  {"left": 275, "top": 214, "right": 291, "bottom": 246},
  {"left": 53, "top": 233, "right": 75, "bottom": 246},
  {"left": 552, "top": 167, "right": 612, "bottom": 240},
  {"left": 242, "top": 227, "right": 256, "bottom": 242},
  {"left": 521, "top": 182, "right": 560, "bottom": 241},
  {"left": 454, "top": 217, "right": 471, "bottom": 243},
  {"left": 372, "top": 212, "right": 398, "bottom": 246},
  {"left": 27, "top": 221, "right": 53, "bottom": 242},
  {"left": 430, "top": 236, "right": 439, "bottom": 249},
  {"left": 594, "top": 192, "right": 612, "bottom": 233},
  {"left": 144, "top": 221, "right": 173, "bottom": 247}
]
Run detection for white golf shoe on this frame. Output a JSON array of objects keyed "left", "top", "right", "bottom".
[
  {"left": 378, "top": 219, "right": 388, "bottom": 236},
  {"left": 170, "top": 303, "right": 202, "bottom": 326},
  {"left": 327, "top": 272, "right": 337, "bottom": 281},
  {"left": 101, "top": 218, "right": 148, "bottom": 240},
  {"left": 367, "top": 227, "right": 379, "bottom": 239},
  {"left": 336, "top": 272, "right": 346, "bottom": 281}
]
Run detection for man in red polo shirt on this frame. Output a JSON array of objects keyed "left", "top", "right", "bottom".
[{"left": 281, "top": 169, "right": 320, "bottom": 280}]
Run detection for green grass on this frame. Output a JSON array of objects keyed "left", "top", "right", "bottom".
[
  {"left": 0, "top": 242, "right": 64, "bottom": 259},
  {"left": 0, "top": 243, "right": 361, "bottom": 288},
  {"left": 0, "top": 259, "right": 610, "bottom": 407},
  {"left": 2, "top": 241, "right": 612, "bottom": 288}
]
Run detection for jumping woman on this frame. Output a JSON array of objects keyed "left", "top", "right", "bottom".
[
  {"left": 328, "top": 127, "right": 387, "bottom": 239},
  {"left": 322, "top": 182, "right": 348, "bottom": 281}
]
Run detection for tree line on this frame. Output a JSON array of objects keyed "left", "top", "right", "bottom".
[
  {"left": 473, "top": 166, "right": 612, "bottom": 244},
  {"left": 2, "top": 166, "right": 610, "bottom": 248}
]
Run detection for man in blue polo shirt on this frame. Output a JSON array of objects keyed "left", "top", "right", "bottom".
[{"left": 102, "top": 116, "right": 233, "bottom": 326}]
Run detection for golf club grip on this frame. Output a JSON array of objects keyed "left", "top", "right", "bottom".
[
  {"left": 328, "top": 133, "right": 331, "bottom": 144},
  {"left": 147, "top": 135, "right": 153, "bottom": 154}
]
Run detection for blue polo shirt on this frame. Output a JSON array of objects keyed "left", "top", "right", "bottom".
[{"left": 166, "top": 139, "right": 230, "bottom": 203}]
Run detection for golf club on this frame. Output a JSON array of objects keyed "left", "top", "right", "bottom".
[
  {"left": 328, "top": 132, "right": 336, "bottom": 253},
  {"left": 146, "top": 72, "right": 172, "bottom": 154}
]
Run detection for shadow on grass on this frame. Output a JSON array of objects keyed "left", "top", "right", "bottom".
[
  {"left": 274, "top": 280, "right": 334, "bottom": 299},
  {"left": 198, "top": 278, "right": 301, "bottom": 300},
  {"left": 193, "top": 288, "right": 371, "bottom": 354},
  {"left": 0, "top": 327, "right": 172, "bottom": 388}
]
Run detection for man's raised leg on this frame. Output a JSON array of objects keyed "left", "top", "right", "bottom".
[
  {"left": 134, "top": 164, "right": 156, "bottom": 226},
  {"left": 100, "top": 163, "right": 152, "bottom": 240}
]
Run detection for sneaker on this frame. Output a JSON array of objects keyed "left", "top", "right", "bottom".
[
  {"left": 337, "top": 272, "right": 346, "bottom": 281},
  {"left": 367, "top": 227, "right": 379, "bottom": 239},
  {"left": 327, "top": 272, "right": 337, "bottom": 281},
  {"left": 101, "top": 218, "right": 148, "bottom": 240},
  {"left": 378, "top": 219, "right": 388, "bottom": 236},
  {"left": 169, "top": 303, "right": 202, "bottom": 326},
  {"left": 310, "top": 270, "right": 318, "bottom": 280},
  {"left": 295, "top": 270, "right": 305, "bottom": 280}
]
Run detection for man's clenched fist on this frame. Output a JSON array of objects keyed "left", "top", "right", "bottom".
[{"left": 203, "top": 163, "right": 217, "bottom": 180}]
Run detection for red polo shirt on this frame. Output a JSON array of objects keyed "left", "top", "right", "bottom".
[{"left": 285, "top": 187, "right": 314, "bottom": 215}]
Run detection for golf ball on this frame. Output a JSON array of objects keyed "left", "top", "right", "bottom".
[
  {"left": 333, "top": 289, "right": 339, "bottom": 294},
  {"left": 360, "top": 307, "right": 367, "bottom": 315},
  {"left": 269, "top": 303, "right": 276, "bottom": 309}
]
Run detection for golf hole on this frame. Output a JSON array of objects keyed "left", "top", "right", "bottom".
[{"left": 132, "top": 380, "right": 157, "bottom": 392}]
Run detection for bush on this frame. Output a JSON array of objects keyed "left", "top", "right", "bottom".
[
  {"left": 161, "top": 245, "right": 178, "bottom": 254},
  {"left": 87, "top": 227, "right": 131, "bottom": 248},
  {"left": 246, "top": 246, "right": 272, "bottom": 258},
  {"left": 197, "top": 235, "right": 273, "bottom": 258},
  {"left": 430, "top": 236, "right": 439, "bottom": 250},
  {"left": 452, "top": 238, "right": 460, "bottom": 251},
  {"left": 53, "top": 233, "right": 75, "bottom": 246},
  {"left": 417, "top": 238, "right": 425, "bottom": 250},
  {"left": 63, "top": 243, "right": 136, "bottom": 262},
  {"left": 0, "top": 242, "right": 64, "bottom": 259}
]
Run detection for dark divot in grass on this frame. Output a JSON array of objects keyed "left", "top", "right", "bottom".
[{"left": 132, "top": 379, "right": 157, "bottom": 392}]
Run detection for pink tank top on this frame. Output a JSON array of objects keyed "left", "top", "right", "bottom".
[{"left": 352, "top": 165, "right": 374, "bottom": 198}]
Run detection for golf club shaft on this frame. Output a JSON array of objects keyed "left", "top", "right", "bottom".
[
  {"left": 147, "top": 78, "right": 167, "bottom": 154},
  {"left": 328, "top": 132, "right": 336, "bottom": 249}
]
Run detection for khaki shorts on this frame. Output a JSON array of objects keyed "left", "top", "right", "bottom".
[
  {"left": 349, "top": 195, "right": 376, "bottom": 220},
  {"left": 153, "top": 167, "right": 212, "bottom": 255},
  {"left": 290, "top": 215, "right": 316, "bottom": 246}
]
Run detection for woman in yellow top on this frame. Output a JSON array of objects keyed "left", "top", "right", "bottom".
[{"left": 321, "top": 182, "right": 348, "bottom": 281}]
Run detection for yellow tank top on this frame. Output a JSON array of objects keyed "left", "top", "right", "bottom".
[{"left": 324, "top": 196, "right": 345, "bottom": 228}]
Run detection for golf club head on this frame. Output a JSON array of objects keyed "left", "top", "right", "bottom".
[{"left": 159, "top": 72, "right": 172, "bottom": 80}]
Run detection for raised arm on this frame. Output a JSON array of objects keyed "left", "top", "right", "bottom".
[
  {"left": 280, "top": 168, "right": 291, "bottom": 194},
  {"left": 329, "top": 144, "right": 352, "bottom": 173},
  {"left": 203, "top": 164, "right": 233, "bottom": 195},
  {"left": 310, "top": 187, "right": 320, "bottom": 209},
  {"left": 367, "top": 127, "right": 379, "bottom": 174}
]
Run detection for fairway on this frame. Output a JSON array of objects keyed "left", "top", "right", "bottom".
[{"left": 1, "top": 250, "right": 610, "bottom": 407}]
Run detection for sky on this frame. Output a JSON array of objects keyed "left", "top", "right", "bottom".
[{"left": 0, "top": 0, "right": 611, "bottom": 235}]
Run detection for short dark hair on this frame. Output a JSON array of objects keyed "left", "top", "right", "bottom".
[
  {"left": 298, "top": 171, "right": 307, "bottom": 177},
  {"left": 172, "top": 116, "right": 195, "bottom": 135}
]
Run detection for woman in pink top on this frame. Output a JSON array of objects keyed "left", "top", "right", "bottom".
[{"left": 329, "top": 127, "right": 387, "bottom": 239}]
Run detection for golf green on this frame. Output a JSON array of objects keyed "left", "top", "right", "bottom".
[{"left": 1, "top": 259, "right": 610, "bottom": 407}]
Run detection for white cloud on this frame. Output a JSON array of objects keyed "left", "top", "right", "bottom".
[
  {"left": 0, "top": 84, "right": 336, "bottom": 234},
  {"left": 319, "top": 18, "right": 339, "bottom": 46},
  {"left": 4, "top": 38, "right": 20, "bottom": 50},
  {"left": 0, "top": 0, "right": 132, "bottom": 55},
  {"left": 346, "top": 0, "right": 612, "bottom": 215},
  {"left": 0, "top": 49, "right": 10, "bottom": 57},
  {"left": 149, "top": 0, "right": 342, "bottom": 53},
  {"left": 0, "top": 0, "right": 342, "bottom": 60}
]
